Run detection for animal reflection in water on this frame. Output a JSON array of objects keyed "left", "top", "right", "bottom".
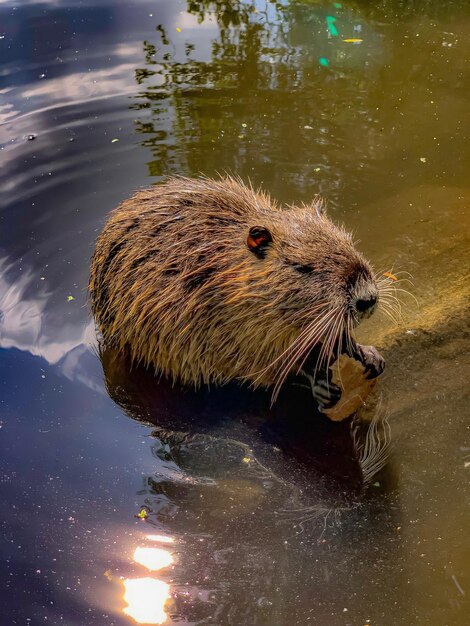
[
  {"left": 102, "top": 346, "right": 392, "bottom": 517},
  {"left": 101, "top": 348, "right": 393, "bottom": 623}
]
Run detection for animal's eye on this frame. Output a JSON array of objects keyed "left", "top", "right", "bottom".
[{"left": 292, "top": 264, "right": 314, "bottom": 274}]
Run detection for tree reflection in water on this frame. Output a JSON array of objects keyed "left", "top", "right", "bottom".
[
  {"left": 131, "top": 0, "right": 389, "bottom": 204},
  {"left": 131, "top": 0, "right": 466, "bottom": 209}
]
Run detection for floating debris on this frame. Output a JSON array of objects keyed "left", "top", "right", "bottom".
[
  {"left": 176, "top": 27, "right": 181, "bottom": 33},
  {"left": 67, "top": 295, "right": 74, "bottom": 302},
  {"left": 343, "top": 38, "right": 363, "bottom": 43},
  {"left": 303, "top": 125, "right": 313, "bottom": 130},
  {"left": 111, "top": 138, "right": 119, "bottom": 143},
  {"left": 420, "top": 157, "right": 427, "bottom": 163},
  {"left": 136, "top": 507, "right": 149, "bottom": 520},
  {"left": 383, "top": 271, "right": 398, "bottom": 281},
  {"left": 27, "top": 134, "right": 37, "bottom": 141},
  {"left": 451, "top": 574, "right": 465, "bottom": 596},
  {"left": 314, "top": 167, "right": 321, "bottom": 172},
  {"left": 319, "top": 57, "right": 329, "bottom": 67},
  {"left": 326, "top": 16, "right": 338, "bottom": 37}
]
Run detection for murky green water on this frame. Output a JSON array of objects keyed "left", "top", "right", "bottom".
[{"left": 0, "top": 1, "right": 469, "bottom": 624}]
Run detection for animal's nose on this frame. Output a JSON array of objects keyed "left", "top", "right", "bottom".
[{"left": 355, "top": 295, "right": 377, "bottom": 313}]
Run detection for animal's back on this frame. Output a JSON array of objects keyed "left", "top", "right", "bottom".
[{"left": 89, "top": 177, "right": 284, "bottom": 386}]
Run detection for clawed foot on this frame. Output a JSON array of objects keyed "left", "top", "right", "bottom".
[
  {"left": 351, "top": 344, "right": 385, "bottom": 379},
  {"left": 298, "top": 342, "right": 384, "bottom": 411}
]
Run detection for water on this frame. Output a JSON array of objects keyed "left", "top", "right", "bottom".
[{"left": 1, "top": 1, "right": 469, "bottom": 624}]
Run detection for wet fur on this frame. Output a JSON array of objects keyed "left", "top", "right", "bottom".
[{"left": 89, "top": 176, "right": 376, "bottom": 389}]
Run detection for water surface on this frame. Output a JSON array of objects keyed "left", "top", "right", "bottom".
[{"left": 1, "top": 1, "right": 469, "bottom": 624}]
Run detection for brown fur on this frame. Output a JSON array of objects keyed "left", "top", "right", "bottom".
[{"left": 89, "top": 176, "right": 378, "bottom": 389}]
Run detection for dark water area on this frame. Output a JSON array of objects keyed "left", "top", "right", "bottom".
[{"left": 0, "top": 1, "right": 469, "bottom": 624}]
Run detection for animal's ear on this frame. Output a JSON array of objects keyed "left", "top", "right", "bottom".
[{"left": 247, "top": 226, "right": 273, "bottom": 258}]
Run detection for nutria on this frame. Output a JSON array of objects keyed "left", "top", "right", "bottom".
[{"left": 89, "top": 176, "right": 385, "bottom": 404}]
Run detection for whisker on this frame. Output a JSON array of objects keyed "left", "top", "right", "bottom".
[
  {"left": 271, "top": 320, "right": 333, "bottom": 402},
  {"left": 323, "top": 313, "right": 345, "bottom": 389},
  {"left": 388, "top": 287, "right": 419, "bottom": 307},
  {"left": 380, "top": 294, "right": 403, "bottom": 317},
  {"left": 249, "top": 304, "right": 330, "bottom": 381},
  {"left": 296, "top": 309, "right": 345, "bottom": 400},
  {"left": 380, "top": 309, "right": 401, "bottom": 326},
  {"left": 340, "top": 315, "right": 355, "bottom": 359},
  {"left": 271, "top": 309, "right": 339, "bottom": 403},
  {"left": 334, "top": 322, "right": 345, "bottom": 389},
  {"left": 380, "top": 297, "right": 401, "bottom": 312},
  {"left": 313, "top": 309, "right": 343, "bottom": 383},
  {"left": 379, "top": 301, "right": 402, "bottom": 325},
  {"left": 268, "top": 320, "right": 331, "bottom": 396}
]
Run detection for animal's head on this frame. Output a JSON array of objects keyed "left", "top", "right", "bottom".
[
  {"left": 244, "top": 202, "right": 378, "bottom": 331},
  {"left": 226, "top": 196, "right": 381, "bottom": 395}
]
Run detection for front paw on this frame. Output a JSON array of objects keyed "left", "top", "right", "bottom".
[
  {"left": 300, "top": 370, "right": 342, "bottom": 410},
  {"left": 314, "top": 378, "right": 342, "bottom": 409},
  {"left": 354, "top": 344, "right": 385, "bottom": 380}
]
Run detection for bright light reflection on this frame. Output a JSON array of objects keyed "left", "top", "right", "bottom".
[
  {"left": 122, "top": 577, "right": 169, "bottom": 624},
  {"left": 146, "top": 534, "right": 175, "bottom": 544},
  {"left": 133, "top": 547, "right": 173, "bottom": 571}
]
